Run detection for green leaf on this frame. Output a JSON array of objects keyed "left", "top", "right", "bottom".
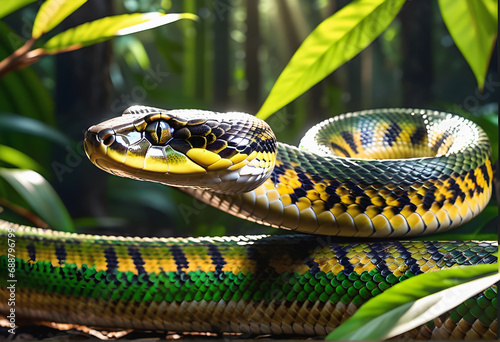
[
  {"left": 0, "top": 169, "right": 74, "bottom": 232},
  {"left": 0, "top": 145, "right": 48, "bottom": 177},
  {"left": 0, "top": 113, "right": 72, "bottom": 147},
  {"left": 438, "top": 0, "right": 498, "bottom": 90},
  {"left": 0, "top": 23, "right": 55, "bottom": 125},
  {"left": 32, "top": 0, "right": 87, "bottom": 39},
  {"left": 327, "top": 263, "right": 500, "bottom": 340},
  {"left": 256, "top": 0, "right": 406, "bottom": 120},
  {"left": 115, "top": 36, "right": 151, "bottom": 71},
  {"left": 0, "top": 22, "right": 56, "bottom": 168},
  {"left": 0, "top": 0, "right": 37, "bottom": 19},
  {"left": 43, "top": 12, "right": 197, "bottom": 53}
]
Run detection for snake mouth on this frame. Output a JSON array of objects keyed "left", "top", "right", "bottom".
[
  {"left": 84, "top": 130, "right": 100, "bottom": 162},
  {"left": 84, "top": 129, "right": 160, "bottom": 182},
  {"left": 84, "top": 129, "right": 127, "bottom": 172},
  {"left": 84, "top": 130, "right": 267, "bottom": 193},
  {"left": 84, "top": 130, "right": 113, "bottom": 173},
  {"left": 85, "top": 127, "right": 206, "bottom": 176},
  {"left": 84, "top": 129, "right": 117, "bottom": 159}
]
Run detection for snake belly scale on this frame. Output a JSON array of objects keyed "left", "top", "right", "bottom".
[{"left": 0, "top": 107, "right": 496, "bottom": 339}]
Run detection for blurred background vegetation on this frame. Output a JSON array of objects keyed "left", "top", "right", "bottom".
[{"left": 0, "top": 0, "right": 497, "bottom": 238}]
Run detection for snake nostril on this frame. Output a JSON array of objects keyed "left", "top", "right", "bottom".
[
  {"left": 98, "top": 129, "right": 116, "bottom": 146},
  {"left": 103, "top": 135, "right": 115, "bottom": 146}
]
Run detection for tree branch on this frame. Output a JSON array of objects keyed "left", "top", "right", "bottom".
[{"left": 0, "top": 38, "right": 43, "bottom": 78}]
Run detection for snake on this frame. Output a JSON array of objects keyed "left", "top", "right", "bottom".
[{"left": 0, "top": 107, "right": 497, "bottom": 339}]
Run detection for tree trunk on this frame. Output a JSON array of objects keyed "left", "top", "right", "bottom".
[
  {"left": 399, "top": 0, "right": 433, "bottom": 107},
  {"left": 245, "top": 0, "right": 261, "bottom": 113},
  {"left": 212, "top": 0, "right": 231, "bottom": 111},
  {"left": 55, "top": 1, "right": 113, "bottom": 219}
]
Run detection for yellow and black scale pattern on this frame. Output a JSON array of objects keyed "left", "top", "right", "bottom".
[
  {"left": 188, "top": 109, "right": 492, "bottom": 238},
  {"left": 0, "top": 221, "right": 497, "bottom": 338},
  {"left": 85, "top": 106, "right": 277, "bottom": 195},
  {"left": 0, "top": 107, "right": 496, "bottom": 338}
]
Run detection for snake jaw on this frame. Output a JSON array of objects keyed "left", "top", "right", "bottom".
[{"left": 83, "top": 129, "right": 104, "bottom": 164}]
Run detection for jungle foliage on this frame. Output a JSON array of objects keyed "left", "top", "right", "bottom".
[{"left": 0, "top": 0, "right": 498, "bottom": 339}]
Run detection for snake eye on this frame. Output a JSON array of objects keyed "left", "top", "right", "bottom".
[{"left": 145, "top": 121, "right": 172, "bottom": 145}]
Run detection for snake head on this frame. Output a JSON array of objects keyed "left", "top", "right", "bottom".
[{"left": 84, "top": 106, "right": 276, "bottom": 194}]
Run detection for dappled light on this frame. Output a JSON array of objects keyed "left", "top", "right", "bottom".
[{"left": 0, "top": 0, "right": 497, "bottom": 340}]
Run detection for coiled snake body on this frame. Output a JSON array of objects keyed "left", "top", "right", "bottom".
[{"left": 0, "top": 107, "right": 497, "bottom": 339}]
